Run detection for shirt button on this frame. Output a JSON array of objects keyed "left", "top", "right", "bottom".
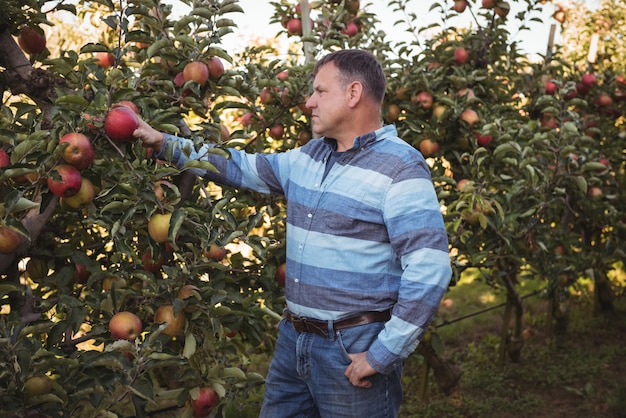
[
  {"left": 294, "top": 278, "right": 299, "bottom": 283},
  {"left": 307, "top": 213, "right": 312, "bottom": 218}
]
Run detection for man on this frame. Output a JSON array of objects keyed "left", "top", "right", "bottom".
[{"left": 134, "top": 49, "right": 451, "bottom": 418}]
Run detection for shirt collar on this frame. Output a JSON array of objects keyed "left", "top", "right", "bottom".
[{"left": 322, "top": 125, "right": 396, "bottom": 151}]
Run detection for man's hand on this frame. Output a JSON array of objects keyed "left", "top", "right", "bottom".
[
  {"left": 133, "top": 119, "right": 164, "bottom": 151},
  {"left": 344, "top": 352, "right": 376, "bottom": 388}
]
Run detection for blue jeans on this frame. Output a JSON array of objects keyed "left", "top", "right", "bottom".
[{"left": 259, "top": 317, "right": 404, "bottom": 418}]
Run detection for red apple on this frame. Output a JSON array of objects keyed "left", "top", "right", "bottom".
[
  {"left": 154, "top": 179, "right": 174, "bottom": 201},
  {"left": 387, "top": 104, "right": 401, "bottom": 122},
  {"left": 482, "top": 0, "right": 495, "bottom": 8},
  {"left": 0, "top": 149, "right": 9, "bottom": 167},
  {"left": 419, "top": 139, "right": 440, "bottom": 157},
  {"left": 413, "top": 91, "right": 433, "bottom": 109},
  {"left": 540, "top": 113, "right": 558, "bottom": 129},
  {"left": 17, "top": 26, "right": 46, "bottom": 54},
  {"left": 581, "top": 73, "right": 597, "bottom": 87},
  {"left": 342, "top": 21, "right": 359, "bottom": 36},
  {"left": 345, "top": 0, "right": 360, "bottom": 13},
  {"left": 62, "top": 177, "right": 95, "bottom": 209},
  {"left": 112, "top": 100, "right": 139, "bottom": 114},
  {"left": 545, "top": 81, "right": 558, "bottom": 95},
  {"left": 109, "top": 311, "right": 142, "bottom": 340},
  {"left": 142, "top": 250, "right": 163, "bottom": 272},
  {"left": 95, "top": 52, "right": 116, "bottom": 68},
  {"left": 460, "top": 109, "right": 480, "bottom": 126},
  {"left": 59, "top": 132, "right": 94, "bottom": 170},
  {"left": 453, "top": 0, "right": 468, "bottom": 13},
  {"left": 259, "top": 88, "right": 275, "bottom": 104},
  {"left": 204, "top": 243, "right": 226, "bottom": 261},
  {"left": 206, "top": 57, "right": 224, "bottom": 79},
  {"left": 287, "top": 18, "right": 302, "bottom": 36},
  {"left": 74, "top": 263, "right": 91, "bottom": 284},
  {"left": 241, "top": 112, "right": 255, "bottom": 127},
  {"left": 588, "top": 186, "right": 602, "bottom": 198},
  {"left": 191, "top": 387, "right": 219, "bottom": 418},
  {"left": 0, "top": 226, "right": 21, "bottom": 254},
  {"left": 154, "top": 305, "right": 185, "bottom": 336},
  {"left": 474, "top": 132, "right": 493, "bottom": 146},
  {"left": 174, "top": 72, "right": 185, "bottom": 87},
  {"left": 47, "top": 164, "right": 82, "bottom": 198},
  {"left": 453, "top": 47, "right": 469, "bottom": 65},
  {"left": 104, "top": 106, "right": 140, "bottom": 142},
  {"left": 183, "top": 61, "right": 209, "bottom": 86},
  {"left": 220, "top": 124, "right": 230, "bottom": 141},
  {"left": 275, "top": 263, "right": 286, "bottom": 287},
  {"left": 277, "top": 70, "right": 289, "bottom": 81},
  {"left": 268, "top": 124, "right": 285, "bottom": 140},
  {"left": 594, "top": 94, "right": 613, "bottom": 107}
]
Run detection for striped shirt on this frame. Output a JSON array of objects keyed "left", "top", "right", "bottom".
[{"left": 157, "top": 124, "right": 452, "bottom": 374}]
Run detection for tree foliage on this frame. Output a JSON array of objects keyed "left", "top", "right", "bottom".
[{"left": 0, "top": 0, "right": 625, "bottom": 416}]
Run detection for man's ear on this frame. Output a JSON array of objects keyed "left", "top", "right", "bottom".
[{"left": 347, "top": 81, "right": 363, "bottom": 108}]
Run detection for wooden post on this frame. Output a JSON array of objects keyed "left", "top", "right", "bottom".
[
  {"left": 300, "top": 0, "right": 314, "bottom": 65},
  {"left": 544, "top": 23, "right": 557, "bottom": 66}
]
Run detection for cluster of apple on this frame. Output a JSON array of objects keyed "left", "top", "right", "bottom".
[
  {"left": 280, "top": 0, "right": 361, "bottom": 37},
  {"left": 174, "top": 56, "right": 225, "bottom": 88},
  {"left": 107, "top": 283, "right": 218, "bottom": 416},
  {"left": 452, "top": 0, "right": 511, "bottom": 16}
]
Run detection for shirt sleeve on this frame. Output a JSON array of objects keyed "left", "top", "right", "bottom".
[{"left": 366, "top": 157, "right": 452, "bottom": 375}]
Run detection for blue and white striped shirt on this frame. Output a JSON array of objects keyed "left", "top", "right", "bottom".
[{"left": 157, "top": 124, "right": 452, "bottom": 374}]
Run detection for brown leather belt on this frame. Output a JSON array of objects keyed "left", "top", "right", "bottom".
[{"left": 285, "top": 309, "right": 392, "bottom": 338}]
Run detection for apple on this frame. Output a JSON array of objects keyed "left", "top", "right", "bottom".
[
  {"left": 588, "top": 186, "right": 602, "bottom": 198},
  {"left": 102, "top": 275, "right": 126, "bottom": 291},
  {"left": 432, "top": 104, "right": 447, "bottom": 119},
  {"left": 183, "top": 61, "right": 209, "bottom": 86},
  {"left": 482, "top": 0, "right": 495, "bottom": 8},
  {"left": 474, "top": 131, "right": 493, "bottom": 146},
  {"left": 597, "top": 157, "right": 610, "bottom": 171},
  {"left": 191, "top": 387, "right": 219, "bottom": 417},
  {"left": 457, "top": 88, "right": 475, "bottom": 100},
  {"left": 345, "top": 0, "right": 360, "bottom": 14},
  {"left": 59, "top": 132, "right": 94, "bottom": 170},
  {"left": 204, "top": 243, "right": 226, "bottom": 261},
  {"left": 74, "top": 263, "right": 91, "bottom": 284},
  {"left": 109, "top": 311, "right": 143, "bottom": 340},
  {"left": 460, "top": 109, "right": 480, "bottom": 126},
  {"left": 453, "top": 47, "right": 469, "bottom": 65},
  {"left": 154, "top": 305, "right": 185, "bottom": 337},
  {"left": 0, "top": 226, "right": 21, "bottom": 254},
  {"left": 297, "top": 130, "right": 313, "bottom": 145},
  {"left": 220, "top": 124, "right": 230, "bottom": 141},
  {"left": 153, "top": 179, "right": 175, "bottom": 201},
  {"left": 269, "top": 124, "right": 285, "bottom": 139},
  {"left": 545, "top": 81, "right": 558, "bottom": 95},
  {"left": 0, "top": 149, "right": 9, "bottom": 167},
  {"left": 386, "top": 104, "right": 401, "bottom": 122},
  {"left": 540, "top": 113, "right": 558, "bottom": 129},
  {"left": 112, "top": 100, "right": 139, "bottom": 114},
  {"left": 174, "top": 72, "right": 185, "bottom": 87},
  {"left": 495, "top": 2, "right": 510, "bottom": 17},
  {"left": 95, "top": 52, "right": 116, "bottom": 68},
  {"left": 581, "top": 72, "right": 597, "bottom": 87},
  {"left": 413, "top": 91, "right": 433, "bottom": 109},
  {"left": 17, "top": 26, "right": 46, "bottom": 54},
  {"left": 419, "top": 139, "right": 440, "bottom": 157},
  {"left": 287, "top": 18, "right": 302, "bottom": 36},
  {"left": 453, "top": 0, "right": 467, "bottom": 13},
  {"left": 47, "top": 164, "right": 82, "bottom": 198},
  {"left": 260, "top": 87, "right": 275, "bottom": 104},
  {"left": 23, "top": 375, "right": 52, "bottom": 401},
  {"left": 142, "top": 250, "right": 163, "bottom": 272},
  {"left": 241, "top": 112, "right": 254, "bottom": 127},
  {"left": 342, "top": 21, "right": 359, "bottom": 36},
  {"left": 62, "top": 177, "right": 95, "bottom": 209},
  {"left": 275, "top": 262, "right": 286, "bottom": 287},
  {"left": 277, "top": 70, "right": 288, "bottom": 81},
  {"left": 148, "top": 212, "right": 172, "bottom": 243},
  {"left": 456, "top": 179, "right": 472, "bottom": 191},
  {"left": 594, "top": 94, "right": 613, "bottom": 107},
  {"left": 177, "top": 284, "right": 201, "bottom": 300},
  {"left": 206, "top": 57, "right": 224, "bottom": 79},
  {"left": 104, "top": 106, "right": 140, "bottom": 142}
]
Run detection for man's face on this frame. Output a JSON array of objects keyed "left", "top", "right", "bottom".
[{"left": 305, "top": 62, "right": 349, "bottom": 138}]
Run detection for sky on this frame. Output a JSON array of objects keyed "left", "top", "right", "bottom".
[{"left": 166, "top": 0, "right": 579, "bottom": 63}]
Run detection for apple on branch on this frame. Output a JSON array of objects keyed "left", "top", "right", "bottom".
[
  {"left": 47, "top": 164, "right": 82, "bottom": 198},
  {"left": 109, "top": 311, "right": 143, "bottom": 340},
  {"left": 17, "top": 26, "right": 47, "bottom": 55},
  {"left": 0, "top": 226, "right": 22, "bottom": 254},
  {"left": 59, "top": 132, "right": 94, "bottom": 170},
  {"left": 104, "top": 106, "right": 140, "bottom": 142}
]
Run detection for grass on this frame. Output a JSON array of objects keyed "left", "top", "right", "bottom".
[{"left": 400, "top": 273, "right": 626, "bottom": 418}]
